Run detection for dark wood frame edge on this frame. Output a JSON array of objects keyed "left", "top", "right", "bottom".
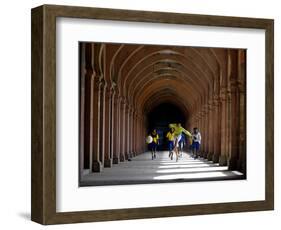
[{"left": 31, "top": 4, "right": 274, "bottom": 225}]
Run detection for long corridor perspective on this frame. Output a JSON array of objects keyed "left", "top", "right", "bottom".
[{"left": 79, "top": 42, "right": 246, "bottom": 186}]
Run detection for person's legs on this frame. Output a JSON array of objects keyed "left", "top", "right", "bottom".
[
  {"left": 175, "top": 140, "right": 179, "bottom": 162},
  {"left": 153, "top": 146, "right": 156, "bottom": 159},
  {"left": 189, "top": 142, "right": 193, "bottom": 156},
  {"left": 194, "top": 142, "right": 199, "bottom": 159},
  {"left": 172, "top": 136, "right": 178, "bottom": 161},
  {"left": 168, "top": 141, "right": 172, "bottom": 158},
  {"left": 174, "top": 147, "right": 178, "bottom": 161},
  {"left": 180, "top": 142, "right": 183, "bottom": 157},
  {"left": 196, "top": 143, "right": 200, "bottom": 158},
  {"left": 150, "top": 143, "right": 154, "bottom": 160},
  {"left": 191, "top": 141, "right": 195, "bottom": 158},
  {"left": 194, "top": 147, "right": 197, "bottom": 159}
]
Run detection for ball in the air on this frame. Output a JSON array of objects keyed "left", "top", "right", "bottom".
[{"left": 146, "top": 135, "right": 153, "bottom": 144}]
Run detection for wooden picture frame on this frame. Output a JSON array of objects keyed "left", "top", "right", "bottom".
[{"left": 31, "top": 4, "right": 274, "bottom": 225}]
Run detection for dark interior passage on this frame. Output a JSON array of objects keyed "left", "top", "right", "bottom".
[{"left": 147, "top": 103, "right": 187, "bottom": 150}]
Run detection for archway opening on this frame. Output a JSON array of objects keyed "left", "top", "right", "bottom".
[{"left": 146, "top": 102, "right": 187, "bottom": 150}]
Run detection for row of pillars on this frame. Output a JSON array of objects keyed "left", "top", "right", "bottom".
[
  {"left": 190, "top": 50, "right": 246, "bottom": 174},
  {"left": 79, "top": 45, "right": 147, "bottom": 173}
]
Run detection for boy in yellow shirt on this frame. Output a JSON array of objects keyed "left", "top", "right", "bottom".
[
  {"left": 149, "top": 129, "right": 159, "bottom": 160},
  {"left": 169, "top": 123, "right": 192, "bottom": 161},
  {"left": 166, "top": 127, "right": 175, "bottom": 160}
]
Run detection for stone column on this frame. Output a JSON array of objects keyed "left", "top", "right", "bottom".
[
  {"left": 237, "top": 81, "right": 246, "bottom": 173},
  {"left": 103, "top": 86, "right": 112, "bottom": 168},
  {"left": 228, "top": 79, "right": 240, "bottom": 170},
  {"left": 132, "top": 110, "right": 136, "bottom": 156},
  {"left": 124, "top": 103, "right": 130, "bottom": 160},
  {"left": 197, "top": 111, "right": 203, "bottom": 154},
  {"left": 136, "top": 114, "right": 140, "bottom": 154},
  {"left": 212, "top": 95, "right": 221, "bottom": 163},
  {"left": 112, "top": 91, "right": 120, "bottom": 164},
  {"left": 140, "top": 116, "right": 145, "bottom": 153},
  {"left": 81, "top": 64, "right": 94, "bottom": 170},
  {"left": 203, "top": 104, "right": 209, "bottom": 158},
  {"left": 98, "top": 79, "right": 106, "bottom": 169},
  {"left": 237, "top": 50, "right": 246, "bottom": 174},
  {"left": 92, "top": 77, "right": 102, "bottom": 172},
  {"left": 79, "top": 44, "right": 86, "bottom": 172},
  {"left": 130, "top": 107, "right": 135, "bottom": 157},
  {"left": 199, "top": 107, "right": 206, "bottom": 157},
  {"left": 226, "top": 89, "right": 232, "bottom": 165},
  {"left": 131, "top": 108, "right": 136, "bottom": 156},
  {"left": 127, "top": 106, "right": 133, "bottom": 158},
  {"left": 119, "top": 98, "right": 126, "bottom": 161},
  {"left": 109, "top": 87, "right": 115, "bottom": 163},
  {"left": 219, "top": 87, "right": 228, "bottom": 166},
  {"left": 207, "top": 100, "right": 215, "bottom": 161}
]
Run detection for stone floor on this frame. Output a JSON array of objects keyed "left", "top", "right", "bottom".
[{"left": 80, "top": 151, "right": 244, "bottom": 186}]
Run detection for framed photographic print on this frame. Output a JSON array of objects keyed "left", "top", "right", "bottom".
[{"left": 31, "top": 4, "right": 274, "bottom": 225}]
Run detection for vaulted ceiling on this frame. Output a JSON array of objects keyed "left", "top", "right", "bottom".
[{"left": 95, "top": 43, "right": 230, "bottom": 117}]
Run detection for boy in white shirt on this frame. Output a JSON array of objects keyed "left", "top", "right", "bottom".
[{"left": 191, "top": 127, "right": 201, "bottom": 159}]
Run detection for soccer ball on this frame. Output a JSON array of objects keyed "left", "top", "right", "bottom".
[{"left": 146, "top": 135, "right": 153, "bottom": 144}]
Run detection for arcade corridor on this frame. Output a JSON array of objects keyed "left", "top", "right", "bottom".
[{"left": 79, "top": 42, "right": 246, "bottom": 184}]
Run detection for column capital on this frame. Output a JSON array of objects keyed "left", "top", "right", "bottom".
[
  {"left": 202, "top": 104, "right": 209, "bottom": 114},
  {"left": 230, "top": 78, "right": 240, "bottom": 93},
  {"left": 129, "top": 106, "right": 135, "bottom": 115},
  {"left": 220, "top": 87, "right": 230, "bottom": 101},
  {"left": 100, "top": 78, "right": 107, "bottom": 89},
  {"left": 237, "top": 80, "right": 245, "bottom": 93},
  {"left": 125, "top": 103, "right": 131, "bottom": 113},
  {"left": 93, "top": 76, "right": 102, "bottom": 90},
  {"left": 207, "top": 99, "right": 214, "bottom": 110},
  {"left": 120, "top": 97, "right": 127, "bottom": 109},
  {"left": 110, "top": 84, "right": 117, "bottom": 98},
  {"left": 84, "top": 66, "right": 96, "bottom": 79},
  {"left": 105, "top": 85, "right": 113, "bottom": 99}
]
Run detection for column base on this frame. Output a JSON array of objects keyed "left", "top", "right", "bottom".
[
  {"left": 113, "top": 157, "right": 119, "bottom": 164},
  {"left": 104, "top": 158, "right": 112, "bottom": 168},
  {"left": 207, "top": 152, "right": 213, "bottom": 161},
  {"left": 125, "top": 153, "right": 129, "bottom": 160},
  {"left": 120, "top": 154, "right": 125, "bottom": 162},
  {"left": 228, "top": 157, "right": 238, "bottom": 170},
  {"left": 203, "top": 152, "right": 208, "bottom": 159},
  {"left": 219, "top": 155, "right": 227, "bottom": 166},
  {"left": 237, "top": 157, "right": 246, "bottom": 175},
  {"left": 92, "top": 161, "right": 102, "bottom": 172},
  {"left": 212, "top": 153, "right": 220, "bottom": 163}
]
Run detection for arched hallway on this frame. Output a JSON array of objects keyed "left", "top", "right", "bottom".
[{"left": 79, "top": 42, "right": 246, "bottom": 185}]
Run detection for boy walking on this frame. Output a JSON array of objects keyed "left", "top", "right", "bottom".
[
  {"left": 191, "top": 127, "right": 201, "bottom": 159},
  {"left": 166, "top": 127, "right": 175, "bottom": 160},
  {"left": 149, "top": 129, "right": 159, "bottom": 160},
  {"left": 169, "top": 123, "right": 192, "bottom": 162}
]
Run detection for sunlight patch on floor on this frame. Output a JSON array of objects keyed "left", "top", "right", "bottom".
[
  {"left": 154, "top": 171, "right": 237, "bottom": 180},
  {"left": 156, "top": 166, "right": 229, "bottom": 173},
  {"left": 158, "top": 164, "right": 220, "bottom": 169}
]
